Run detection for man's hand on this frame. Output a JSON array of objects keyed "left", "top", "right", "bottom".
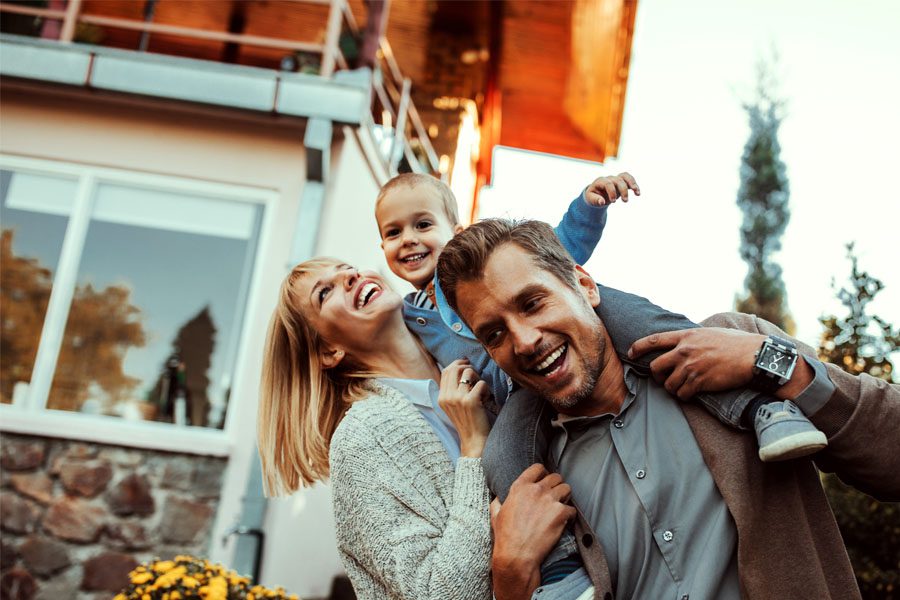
[
  {"left": 584, "top": 172, "right": 640, "bottom": 206},
  {"left": 628, "top": 328, "right": 766, "bottom": 400},
  {"left": 491, "top": 464, "right": 576, "bottom": 600}
]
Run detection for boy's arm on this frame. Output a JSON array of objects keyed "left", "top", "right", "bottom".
[{"left": 554, "top": 173, "right": 639, "bottom": 264}]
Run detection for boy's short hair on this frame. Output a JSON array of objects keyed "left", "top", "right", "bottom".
[
  {"left": 375, "top": 173, "right": 460, "bottom": 227},
  {"left": 437, "top": 218, "right": 578, "bottom": 315}
]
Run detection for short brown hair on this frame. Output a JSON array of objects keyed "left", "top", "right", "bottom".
[
  {"left": 375, "top": 173, "right": 460, "bottom": 227},
  {"left": 437, "top": 218, "right": 578, "bottom": 316}
]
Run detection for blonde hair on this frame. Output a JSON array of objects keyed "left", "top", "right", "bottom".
[
  {"left": 375, "top": 173, "right": 461, "bottom": 227},
  {"left": 257, "top": 258, "right": 372, "bottom": 496}
]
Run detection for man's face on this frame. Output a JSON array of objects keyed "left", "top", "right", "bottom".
[{"left": 454, "top": 243, "right": 606, "bottom": 414}]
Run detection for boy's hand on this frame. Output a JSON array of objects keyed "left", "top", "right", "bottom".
[{"left": 584, "top": 172, "right": 640, "bottom": 206}]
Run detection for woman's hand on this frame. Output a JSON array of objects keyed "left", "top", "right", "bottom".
[{"left": 438, "top": 359, "right": 492, "bottom": 458}]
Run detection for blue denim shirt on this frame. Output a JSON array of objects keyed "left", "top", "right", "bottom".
[{"left": 403, "top": 191, "right": 608, "bottom": 406}]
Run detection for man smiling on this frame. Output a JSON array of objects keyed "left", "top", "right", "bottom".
[{"left": 437, "top": 218, "right": 900, "bottom": 600}]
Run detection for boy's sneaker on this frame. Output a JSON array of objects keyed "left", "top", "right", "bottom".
[{"left": 754, "top": 400, "right": 827, "bottom": 462}]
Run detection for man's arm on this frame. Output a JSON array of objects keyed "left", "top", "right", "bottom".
[
  {"left": 628, "top": 311, "right": 900, "bottom": 501},
  {"left": 490, "top": 464, "right": 576, "bottom": 600}
]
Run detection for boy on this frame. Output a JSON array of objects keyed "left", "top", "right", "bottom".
[{"left": 373, "top": 172, "right": 826, "bottom": 595}]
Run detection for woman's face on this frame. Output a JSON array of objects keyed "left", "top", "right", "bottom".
[{"left": 294, "top": 261, "right": 403, "bottom": 357}]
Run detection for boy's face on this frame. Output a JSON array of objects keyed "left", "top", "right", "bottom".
[{"left": 376, "top": 185, "right": 462, "bottom": 289}]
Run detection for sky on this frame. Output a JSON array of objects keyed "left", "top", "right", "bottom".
[{"left": 479, "top": 0, "right": 900, "bottom": 362}]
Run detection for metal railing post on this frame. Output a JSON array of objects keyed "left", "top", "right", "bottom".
[
  {"left": 320, "top": 0, "right": 343, "bottom": 77},
  {"left": 59, "top": 0, "right": 82, "bottom": 42}
]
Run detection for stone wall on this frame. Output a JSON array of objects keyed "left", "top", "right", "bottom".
[{"left": 0, "top": 433, "right": 227, "bottom": 600}]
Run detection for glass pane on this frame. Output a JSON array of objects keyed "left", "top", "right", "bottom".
[
  {"left": 46, "top": 181, "right": 262, "bottom": 428},
  {"left": 0, "top": 169, "right": 76, "bottom": 405}
]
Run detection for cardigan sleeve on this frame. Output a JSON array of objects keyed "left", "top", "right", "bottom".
[{"left": 330, "top": 411, "right": 493, "bottom": 600}]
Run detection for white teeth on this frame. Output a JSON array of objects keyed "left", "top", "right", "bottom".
[
  {"left": 356, "top": 282, "right": 380, "bottom": 309},
  {"left": 401, "top": 253, "right": 428, "bottom": 263},
  {"left": 536, "top": 345, "right": 566, "bottom": 372}
]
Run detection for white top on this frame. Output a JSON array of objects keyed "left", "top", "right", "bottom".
[{"left": 379, "top": 377, "right": 461, "bottom": 463}]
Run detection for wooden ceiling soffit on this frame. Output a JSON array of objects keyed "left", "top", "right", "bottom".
[{"left": 498, "top": 0, "right": 636, "bottom": 164}]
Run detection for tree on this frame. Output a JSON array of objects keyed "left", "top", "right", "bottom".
[
  {"left": 734, "top": 58, "right": 794, "bottom": 333},
  {"left": 0, "top": 228, "right": 147, "bottom": 411},
  {"left": 0, "top": 229, "right": 53, "bottom": 403},
  {"left": 818, "top": 243, "right": 899, "bottom": 599}
]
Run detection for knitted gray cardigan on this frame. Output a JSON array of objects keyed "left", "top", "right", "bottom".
[{"left": 329, "top": 381, "right": 493, "bottom": 600}]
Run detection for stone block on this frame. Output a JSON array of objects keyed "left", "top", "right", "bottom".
[
  {"left": 10, "top": 473, "right": 54, "bottom": 505},
  {"left": 105, "top": 474, "right": 154, "bottom": 517},
  {"left": 0, "top": 567, "right": 36, "bottom": 600},
  {"left": 81, "top": 551, "right": 137, "bottom": 593},
  {"left": 192, "top": 461, "right": 224, "bottom": 499},
  {"left": 1, "top": 537, "right": 19, "bottom": 570},
  {"left": 160, "top": 457, "right": 194, "bottom": 491},
  {"left": 158, "top": 497, "right": 214, "bottom": 545},
  {"left": 1, "top": 438, "right": 46, "bottom": 471},
  {"left": 97, "top": 448, "right": 144, "bottom": 468},
  {"left": 34, "top": 567, "right": 79, "bottom": 600},
  {"left": 18, "top": 536, "right": 70, "bottom": 577},
  {"left": 41, "top": 497, "right": 105, "bottom": 543},
  {"left": 105, "top": 521, "right": 153, "bottom": 551},
  {"left": 0, "top": 492, "right": 42, "bottom": 534},
  {"left": 59, "top": 460, "right": 113, "bottom": 498}
]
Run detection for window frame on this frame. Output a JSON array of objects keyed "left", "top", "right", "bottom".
[{"left": 0, "top": 154, "right": 277, "bottom": 457}]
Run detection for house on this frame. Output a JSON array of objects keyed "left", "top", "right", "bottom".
[{"left": 0, "top": 1, "right": 635, "bottom": 597}]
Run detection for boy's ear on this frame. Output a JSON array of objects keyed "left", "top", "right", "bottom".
[
  {"left": 574, "top": 265, "right": 600, "bottom": 308},
  {"left": 453, "top": 224, "right": 464, "bottom": 235},
  {"left": 320, "top": 346, "right": 346, "bottom": 370}
]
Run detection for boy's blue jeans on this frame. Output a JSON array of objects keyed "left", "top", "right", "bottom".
[{"left": 482, "top": 285, "right": 762, "bottom": 566}]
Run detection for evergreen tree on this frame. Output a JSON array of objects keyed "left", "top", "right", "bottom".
[
  {"left": 735, "top": 60, "right": 794, "bottom": 332},
  {"left": 818, "top": 243, "right": 899, "bottom": 599}
]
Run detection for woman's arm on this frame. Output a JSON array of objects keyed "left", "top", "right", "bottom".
[{"left": 330, "top": 411, "right": 493, "bottom": 600}]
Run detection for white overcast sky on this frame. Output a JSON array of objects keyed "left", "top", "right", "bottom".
[{"left": 479, "top": 0, "right": 900, "bottom": 362}]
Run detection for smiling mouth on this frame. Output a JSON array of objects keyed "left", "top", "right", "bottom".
[
  {"left": 528, "top": 343, "right": 568, "bottom": 377},
  {"left": 355, "top": 282, "right": 382, "bottom": 309},
  {"left": 400, "top": 252, "right": 429, "bottom": 266}
]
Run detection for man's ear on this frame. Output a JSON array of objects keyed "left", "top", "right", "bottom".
[
  {"left": 574, "top": 265, "right": 600, "bottom": 308},
  {"left": 453, "top": 224, "right": 464, "bottom": 235},
  {"left": 320, "top": 346, "right": 345, "bottom": 370}
]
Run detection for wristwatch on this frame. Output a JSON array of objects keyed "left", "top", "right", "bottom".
[{"left": 751, "top": 335, "right": 799, "bottom": 394}]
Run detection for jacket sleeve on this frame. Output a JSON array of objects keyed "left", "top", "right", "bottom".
[
  {"left": 702, "top": 311, "right": 900, "bottom": 501},
  {"left": 330, "top": 413, "right": 493, "bottom": 600},
  {"left": 553, "top": 191, "right": 608, "bottom": 265}
]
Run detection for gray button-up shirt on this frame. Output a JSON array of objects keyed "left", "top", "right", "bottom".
[{"left": 549, "top": 367, "right": 741, "bottom": 600}]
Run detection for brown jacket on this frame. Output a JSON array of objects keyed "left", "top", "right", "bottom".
[{"left": 575, "top": 312, "right": 900, "bottom": 600}]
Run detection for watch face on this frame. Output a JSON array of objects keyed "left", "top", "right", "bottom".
[{"left": 759, "top": 344, "right": 791, "bottom": 376}]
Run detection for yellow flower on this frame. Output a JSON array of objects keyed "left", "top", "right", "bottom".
[
  {"left": 182, "top": 575, "right": 200, "bottom": 589},
  {"left": 154, "top": 560, "right": 176, "bottom": 573},
  {"left": 155, "top": 565, "right": 188, "bottom": 588},
  {"left": 131, "top": 572, "right": 153, "bottom": 585}
]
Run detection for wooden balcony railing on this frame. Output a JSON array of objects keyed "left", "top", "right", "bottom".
[{"left": 0, "top": 0, "right": 441, "bottom": 178}]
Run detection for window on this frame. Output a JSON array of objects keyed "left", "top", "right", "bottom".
[{"left": 1, "top": 157, "right": 267, "bottom": 435}]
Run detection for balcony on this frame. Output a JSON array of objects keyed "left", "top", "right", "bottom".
[{"left": 0, "top": 0, "right": 440, "bottom": 179}]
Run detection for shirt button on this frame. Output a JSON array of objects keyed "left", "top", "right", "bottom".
[
  {"left": 452, "top": 322, "right": 462, "bottom": 332},
  {"left": 613, "top": 419, "right": 624, "bottom": 429},
  {"left": 663, "top": 530, "right": 674, "bottom": 542},
  {"left": 636, "top": 469, "right": 646, "bottom": 479},
  {"left": 415, "top": 317, "right": 427, "bottom": 326}
]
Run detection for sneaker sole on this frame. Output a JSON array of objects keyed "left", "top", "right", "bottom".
[
  {"left": 759, "top": 430, "right": 828, "bottom": 462},
  {"left": 574, "top": 587, "right": 596, "bottom": 600}
]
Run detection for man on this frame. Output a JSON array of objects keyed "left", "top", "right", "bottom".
[{"left": 436, "top": 218, "right": 900, "bottom": 600}]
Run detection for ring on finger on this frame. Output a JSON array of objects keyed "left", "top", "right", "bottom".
[{"left": 459, "top": 378, "right": 472, "bottom": 386}]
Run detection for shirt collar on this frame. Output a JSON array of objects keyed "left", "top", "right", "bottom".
[{"left": 551, "top": 365, "right": 642, "bottom": 430}]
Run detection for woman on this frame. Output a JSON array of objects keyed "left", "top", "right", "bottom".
[{"left": 257, "top": 258, "right": 494, "bottom": 599}]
